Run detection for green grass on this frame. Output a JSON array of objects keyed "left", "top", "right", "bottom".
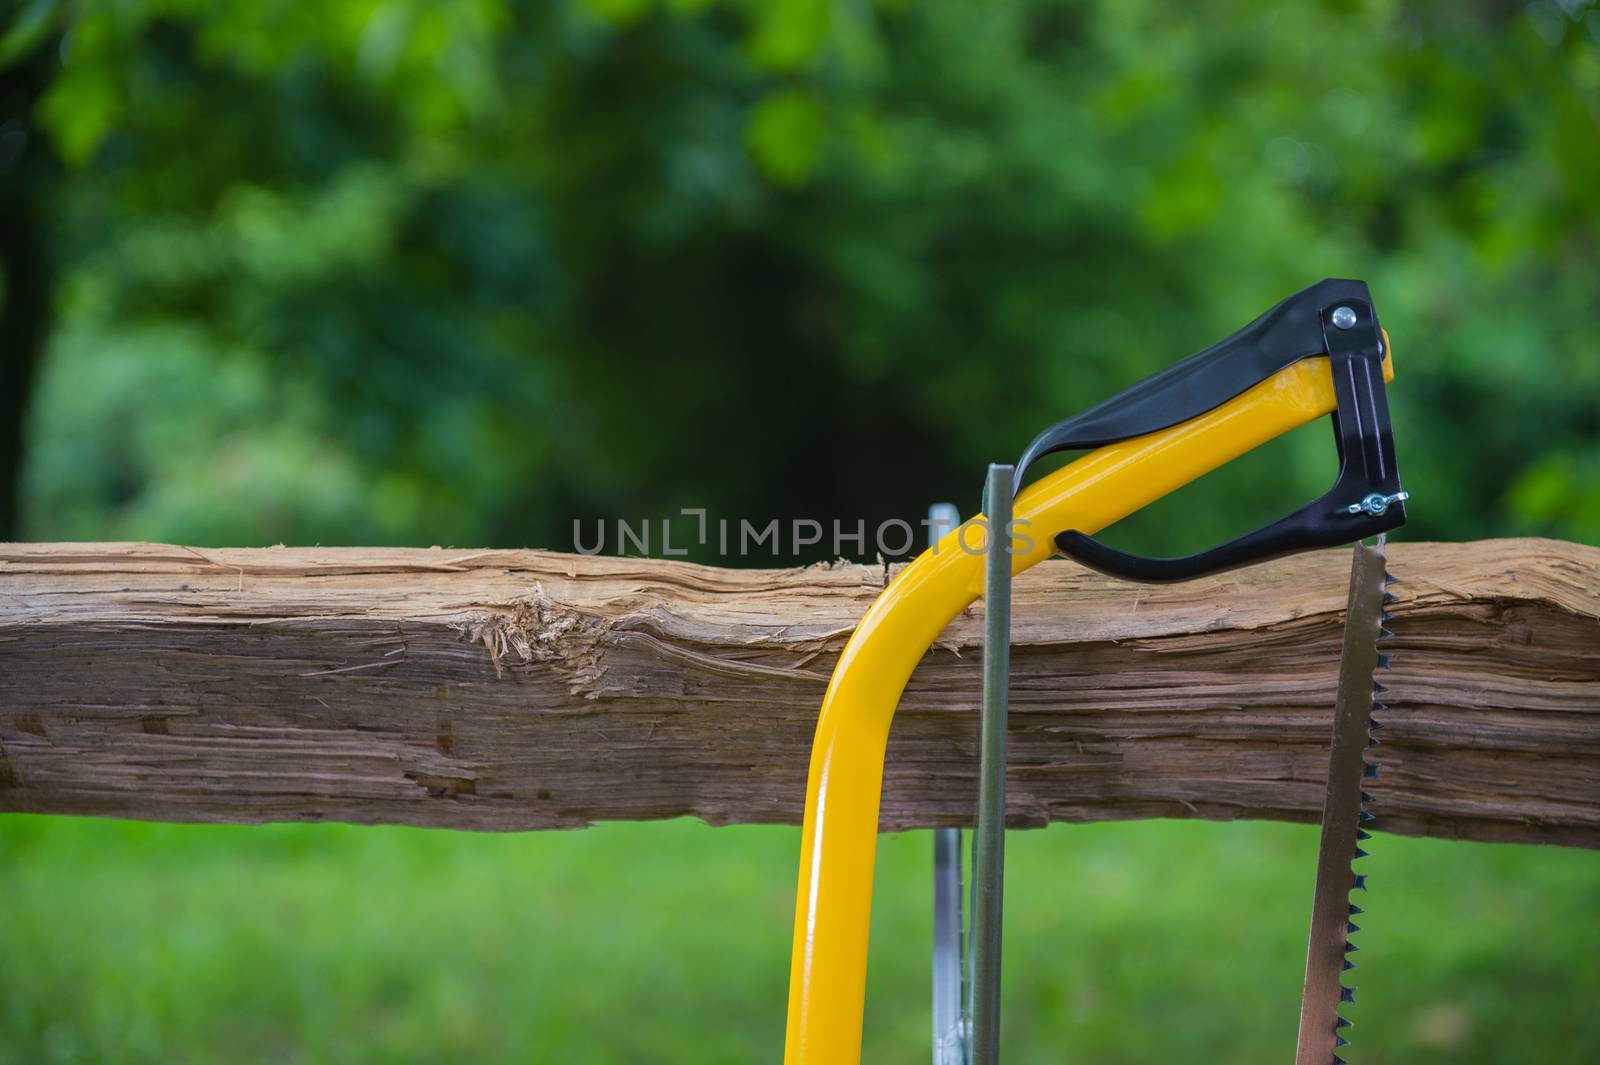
[{"left": 2, "top": 815, "right": 1596, "bottom": 1063}]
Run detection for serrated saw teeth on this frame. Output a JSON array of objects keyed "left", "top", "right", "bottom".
[{"left": 1295, "top": 543, "right": 1391, "bottom": 1065}]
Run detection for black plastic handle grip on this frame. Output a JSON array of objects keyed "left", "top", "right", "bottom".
[
  {"left": 1017, "top": 280, "right": 1407, "bottom": 583},
  {"left": 1056, "top": 494, "right": 1402, "bottom": 583}
]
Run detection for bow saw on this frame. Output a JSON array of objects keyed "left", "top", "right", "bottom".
[{"left": 783, "top": 278, "right": 1408, "bottom": 1064}]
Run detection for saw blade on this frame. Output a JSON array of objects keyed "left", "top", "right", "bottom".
[{"left": 1294, "top": 540, "right": 1394, "bottom": 1065}]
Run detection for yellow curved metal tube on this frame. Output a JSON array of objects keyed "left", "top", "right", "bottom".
[{"left": 784, "top": 347, "right": 1395, "bottom": 1064}]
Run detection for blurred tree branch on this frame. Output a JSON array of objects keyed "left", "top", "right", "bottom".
[{"left": 0, "top": 39, "right": 58, "bottom": 539}]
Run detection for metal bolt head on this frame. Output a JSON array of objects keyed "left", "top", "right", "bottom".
[
  {"left": 1331, "top": 306, "right": 1358, "bottom": 330},
  {"left": 1346, "top": 490, "right": 1410, "bottom": 517}
]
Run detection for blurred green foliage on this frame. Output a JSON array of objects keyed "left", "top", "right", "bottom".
[
  {"left": 3, "top": 816, "right": 1599, "bottom": 1065},
  {"left": 4, "top": 0, "right": 1598, "bottom": 553}
]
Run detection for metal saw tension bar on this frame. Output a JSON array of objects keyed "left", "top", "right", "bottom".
[{"left": 783, "top": 278, "right": 1407, "bottom": 1064}]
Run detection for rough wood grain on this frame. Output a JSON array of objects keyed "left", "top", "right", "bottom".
[{"left": 1, "top": 539, "right": 1596, "bottom": 846}]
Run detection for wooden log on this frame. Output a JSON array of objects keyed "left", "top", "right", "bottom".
[{"left": 1, "top": 539, "right": 1596, "bottom": 847}]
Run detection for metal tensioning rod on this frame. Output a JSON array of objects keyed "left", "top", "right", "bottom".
[
  {"left": 969, "top": 464, "right": 1013, "bottom": 1065},
  {"left": 929, "top": 502, "right": 969, "bottom": 1065}
]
